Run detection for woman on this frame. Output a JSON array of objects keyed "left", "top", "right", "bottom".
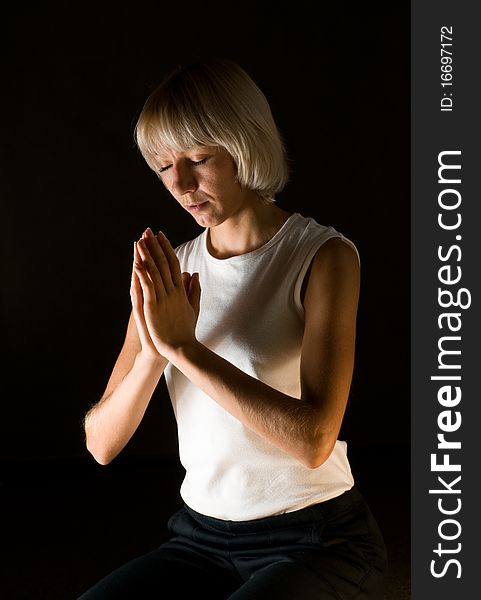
[{"left": 79, "top": 58, "right": 388, "bottom": 599}]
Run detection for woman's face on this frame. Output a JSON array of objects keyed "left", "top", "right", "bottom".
[{"left": 154, "top": 145, "right": 255, "bottom": 227}]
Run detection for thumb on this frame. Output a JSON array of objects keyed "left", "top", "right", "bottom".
[{"left": 188, "top": 272, "right": 201, "bottom": 316}]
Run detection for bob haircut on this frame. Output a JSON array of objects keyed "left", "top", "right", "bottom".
[{"left": 134, "top": 58, "right": 289, "bottom": 202}]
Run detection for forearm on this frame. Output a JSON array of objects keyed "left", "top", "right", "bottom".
[
  {"left": 169, "top": 342, "right": 331, "bottom": 468},
  {"left": 84, "top": 353, "right": 168, "bottom": 465}
]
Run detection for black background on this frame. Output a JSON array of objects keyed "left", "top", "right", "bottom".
[
  {"left": 2, "top": 3, "right": 409, "bottom": 461},
  {"left": 1, "top": 3, "right": 410, "bottom": 599}
]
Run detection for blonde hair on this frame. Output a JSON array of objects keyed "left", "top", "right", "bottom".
[{"left": 134, "top": 58, "right": 289, "bottom": 202}]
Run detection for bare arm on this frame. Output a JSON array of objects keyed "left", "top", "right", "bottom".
[
  {"left": 83, "top": 310, "right": 167, "bottom": 465},
  {"left": 84, "top": 232, "right": 168, "bottom": 465},
  {"left": 84, "top": 228, "right": 200, "bottom": 465},
  {"left": 170, "top": 239, "right": 359, "bottom": 468},
  {"left": 139, "top": 234, "right": 360, "bottom": 469},
  {"left": 84, "top": 230, "right": 199, "bottom": 465}
]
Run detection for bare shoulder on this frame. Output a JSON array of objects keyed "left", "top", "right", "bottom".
[
  {"left": 301, "top": 237, "right": 360, "bottom": 309},
  {"left": 314, "top": 236, "right": 359, "bottom": 264}
]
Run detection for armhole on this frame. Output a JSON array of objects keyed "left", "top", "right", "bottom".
[
  {"left": 338, "top": 234, "right": 361, "bottom": 267},
  {"left": 293, "top": 233, "right": 360, "bottom": 315}
]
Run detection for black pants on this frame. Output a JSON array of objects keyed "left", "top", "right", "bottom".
[{"left": 77, "top": 486, "right": 388, "bottom": 599}]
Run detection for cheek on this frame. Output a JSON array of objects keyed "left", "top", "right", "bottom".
[
  {"left": 220, "top": 164, "right": 241, "bottom": 187},
  {"left": 159, "top": 173, "right": 172, "bottom": 190},
  {"left": 215, "top": 178, "right": 242, "bottom": 199},
  {"left": 202, "top": 159, "right": 240, "bottom": 195}
]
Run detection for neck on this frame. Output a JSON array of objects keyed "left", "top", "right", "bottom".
[{"left": 207, "top": 201, "right": 292, "bottom": 259}]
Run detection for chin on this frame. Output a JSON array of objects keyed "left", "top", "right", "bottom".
[
  {"left": 192, "top": 213, "right": 216, "bottom": 228},
  {"left": 193, "top": 211, "right": 225, "bottom": 228}
]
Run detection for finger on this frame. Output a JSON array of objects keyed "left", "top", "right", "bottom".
[
  {"left": 188, "top": 272, "right": 201, "bottom": 317},
  {"left": 130, "top": 266, "right": 142, "bottom": 311},
  {"left": 181, "top": 271, "right": 192, "bottom": 293},
  {"left": 156, "top": 231, "right": 183, "bottom": 288},
  {"left": 131, "top": 243, "right": 145, "bottom": 305},
  {"left": 141, "top": 233, "right": 176, "bottom": 293},
  {"left": 130, "top": 269, "right": 155, "bottom": 350},
  {"left": 136, "top": 239, "right": 166, "bottom": 297},
  {"left": 134, "top": 241, "right": 159, "bottom": 304},
  {"left": 130, "top": 268, "right": 148, "bottom": 335},
  {"left": 133, "top": 239, "right": 144, "bottom": 273}
]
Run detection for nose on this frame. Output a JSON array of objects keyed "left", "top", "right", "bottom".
[{"left": 171, "top": 164, "right": 198, "bottom": 196}]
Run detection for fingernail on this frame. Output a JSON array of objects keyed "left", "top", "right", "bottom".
[{"left": 144, "top": 227, "right": 154, "bottom": 237}]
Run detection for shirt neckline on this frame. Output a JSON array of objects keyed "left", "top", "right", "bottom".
[{"left": 202, "top": 212, "right": 302, "bottom": 264}]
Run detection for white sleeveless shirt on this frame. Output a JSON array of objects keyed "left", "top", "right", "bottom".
[{"left": 164, "top": 212, "right": 359, "bottom": 521}]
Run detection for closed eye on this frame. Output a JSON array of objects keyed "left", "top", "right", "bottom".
[
  {"left": 157, "top": 157, "right": 208, "bottom": 175},
  {"left": 190, "top": 157, "right": 208, "bottom": 166}
]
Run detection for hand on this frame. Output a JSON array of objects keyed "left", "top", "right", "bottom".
[
  {"left": 130, "top": 233, "right": 161, "bottom": 362},
  {"left": 131, "top": 228, "right": 201, "bottom": 361}
]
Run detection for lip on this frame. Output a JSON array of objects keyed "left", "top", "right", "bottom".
[{"left": 184, "top": 202, "right": 207, "bottom": 213}]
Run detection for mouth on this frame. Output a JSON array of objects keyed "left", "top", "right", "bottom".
[{"left": 184, "top": 202, "right": 207, "bottom": 213}]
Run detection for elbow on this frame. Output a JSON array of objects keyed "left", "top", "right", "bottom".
[
  {"left": 87, "top": 444, "right": 114, "bottom": 466},
  {"left": 90, "top": 450, "right": 113, "bottom": 466},
  {"left": 85, "top": 429, "right": 115, "bottom": 466},
  {"left": 86, "top": 441, "right": 113, "bottom": 466},
  {"left": 302, "top": 437, "right": 337, "bottom": 470},
  {"left": 303, "top": 454, "right": 327, "bottom": 470}
]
